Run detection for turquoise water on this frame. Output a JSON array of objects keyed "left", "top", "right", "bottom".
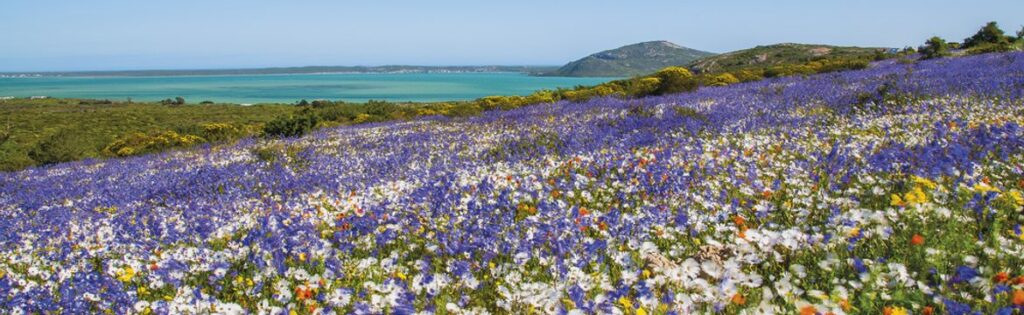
[{"left": 0, "top": 72, "right": 616, "bottom": 104}]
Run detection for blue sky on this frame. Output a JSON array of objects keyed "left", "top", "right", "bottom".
[{"left": 1, "top": 0, "right": 1022, "bottom": 71}]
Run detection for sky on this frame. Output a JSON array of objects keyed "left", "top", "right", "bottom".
[{"left": 1, "top": 0, "right": 1023, "bottom": 72}]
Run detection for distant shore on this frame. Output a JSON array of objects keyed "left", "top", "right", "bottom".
[{"left": 0, "top": 65, "right": 560, "bottom": 78}]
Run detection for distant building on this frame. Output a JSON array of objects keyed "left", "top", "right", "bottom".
[{"left": 30, "top": 96, "right": 49, "bottom": 99}]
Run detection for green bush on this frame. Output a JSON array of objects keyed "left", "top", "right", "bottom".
[
  {"left": 706, "top": 73, "right": 740, "bottom": 86},
  {"left": 653, "top": 66, "right": 698, "bottom": 95},
  {"left": 199, "top": 122, "right": 246, "bottom": 142},
  {"left": 966, "top": 42, "right": 1016, "bottom": 55},
  {"left": 102, "top": 130, "right": 205, "bottom": 157},
  {"left": 28, "top": 130, "right": 90, "bottom": 165},
  {"left": 919, "top": 36, "right": 950, "bottom": 60},
  {"left": 963, "top": 21, "right": 1010, "bottom": 49},
  {"left": 263, "top": 112, "right": 320, "bottom": 138}
]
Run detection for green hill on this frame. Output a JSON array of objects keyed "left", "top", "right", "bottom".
[
  {"left": 687, "top": 43, "right": 887, "bottom": 73},
  {"left": 547, "top": 41, "right": 716, "bottom": 77}
]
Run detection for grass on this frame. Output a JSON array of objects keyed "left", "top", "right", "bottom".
[{"left": 0, "top": 98, "right": 297, "bottom": 171}]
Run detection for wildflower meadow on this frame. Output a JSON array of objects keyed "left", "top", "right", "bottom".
[{"left": 3, "top": 53, "right": 1024, "bottom": 314}]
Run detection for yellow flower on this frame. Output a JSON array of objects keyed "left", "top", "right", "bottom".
[
  {"left": 396, "top": 271, "right": 407, "bottom": 281},
  {"left": 636, "top": 307, "right": 648, "bottom": 315},
  {"left": 117, "top": 266, "right": 135, "bottom": 282},
  {"left": 974, "top": 182, "right": 1001, "bottom": 194},
  {"left": 883, "top": 306, "right": 908, "bottom": 315},
  {"left": 642, "top": 269, "right": 652, "bottom": 279},
  {"left": 890, "top": 194, "right": 904, "bottom": 207},
  {"left": 1006, "top": 189, "right": 1024, "bottom": 207},
  {"left": 849, "top": 227, "right": 861, "bottom": 238},
  {"left": 912, "top": 176, "right": 937, "bottom": 190},
  {"left": 619, "top": 296, "right": 633, "bottom": 309},
  {"left": 904, "top": 186, "right": 928, "bottom": 205}
]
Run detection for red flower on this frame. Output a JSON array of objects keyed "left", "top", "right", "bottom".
[
  {"left": 910, "top": 234, "right": 925, "bottom": 246},
  {"left": 993, "top": 271, "right": 1010, "bottom": 283}
]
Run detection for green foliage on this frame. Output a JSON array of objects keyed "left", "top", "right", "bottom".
[
  {"left": 102, "top": 130, "right": 205, "bottom": 157},
  {"left": 965, "top": 42, "right": 1016, "bottom": 55},
  {"left": 250, "top": 142, "right": 309, "bottom": 167},
  {"left": 262, "top": 111, "right": 320, "bottom": 138},
  {"left": 919, "top": 37, "right": 950, "bottom": 60},
  {"left": 687, "top": 43, "right": 884, "bottom": 74},
  {"left": 0, "top": 123, "right": 10, "bottom": 145},
  {"left": 963, "top": 21, "right": 1010, "bottom": 49},
  {"left": 198, "top": 123, "right": 247, "bottom": 143},
  {"left": 705, "top": 73, "right": 740, "bottom": 86},
  {"left": 443, "top": 103, "right": 483, "bottom": 117},
  {"left": 160, "top": 97, "right": 186, "bottom": 106},
  {"left": 28, "top": 129, "right": 90, "bottom": 165},
  {"left": 0, "top": 99, "right": 294, "bottom": 171},
  {"left": 653, "top": 66, "right": 698, "bottom": 95}
]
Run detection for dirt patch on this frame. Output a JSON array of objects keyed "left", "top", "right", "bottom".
[{"left": 808, "top": 47, "right": 833, "bottom": 56}]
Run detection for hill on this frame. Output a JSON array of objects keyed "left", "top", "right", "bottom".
[
  {"left": 547, "top": 41, "right": 715, "bottom": 77},
  {"left": 687, "top": 43, "right": 887, "bottom": 73}
]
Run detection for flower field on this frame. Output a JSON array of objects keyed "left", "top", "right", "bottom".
[{"left": 3, "top": 53, "right": 1024, "bottom": 314}]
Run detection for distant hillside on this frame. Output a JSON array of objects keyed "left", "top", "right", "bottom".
[
  {"left": 547, "top": 41, "right": 716, "bottom": 77},
  {"left": 687, "top": 43, "right": 887, "bottom": 73}
]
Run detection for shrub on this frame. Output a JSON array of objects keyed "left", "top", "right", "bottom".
[
  {"left": 262, "top": 112, "right": 320, "bottom": 138},
  {"left": 653, "top": 66, "right": 698, "bottom": 95},
  {"left": 707, "top": 73, "right": 740, "bottom": 86},
  {"left": 965, "top": 41, "right": 1016, "bottom": 55},
  {"left": 919, "top": 37, "right": 950, "bottom": 59},
  {"left": 731, "top": 70, "right": 764, "bottom": 82},
  {"left": 0, "top": 123, "right": 10, "bottom": 145},
  {"left": 103, "top": 131, "right": 205, "bottom": 157},
  {"left": 963, "top": 21, "right": 1010, "bottom": 49},
  {"left": 364, "top": 100, "right": 397, "bottom": 117},
  {"left": 28, "top": 130, "right": 89, "bottom": 165},
  {"left": 199, "top": 123, "right": 245, "bottom": 142},
  {"left": 630, "top": 77, "right": 662, "bottom": 96}
]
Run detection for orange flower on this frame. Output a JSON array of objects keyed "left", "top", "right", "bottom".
[
  {"left": 732, "top": 215, "right": 746, "bottom": 226},
  {"left": 799, "top": 305, "right": 817, "bottom": 315},
  {"left": 294, "top": 286, "right": 314, "bottom": 300},
  {"left": 993, "top": 271, "right": 1010, "bottom": 283},
  {"left": 910, "top": 234, "right": 925, "bottom": 246},
  {"left": 578, "top": 207, "right": 589, "bottom": 216},
  {"left": 1013, "top": 290, "right": 1024, "bottom": 306},
  {"left": 731, "top": 293, "right": 746, "bottom": 305},
  {"left": 1012, "top": 276, "right": 1024, "bottom": 285},
  {"left": 922, "top": 306, "right": 934, "bottom": 315},
  {"left": 882, "top": 306, "right": 902, "bottom": 315}
]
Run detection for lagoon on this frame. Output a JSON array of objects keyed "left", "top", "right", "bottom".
[{"left": 0, "top": 72, "right": 616, "bottom": 104}]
